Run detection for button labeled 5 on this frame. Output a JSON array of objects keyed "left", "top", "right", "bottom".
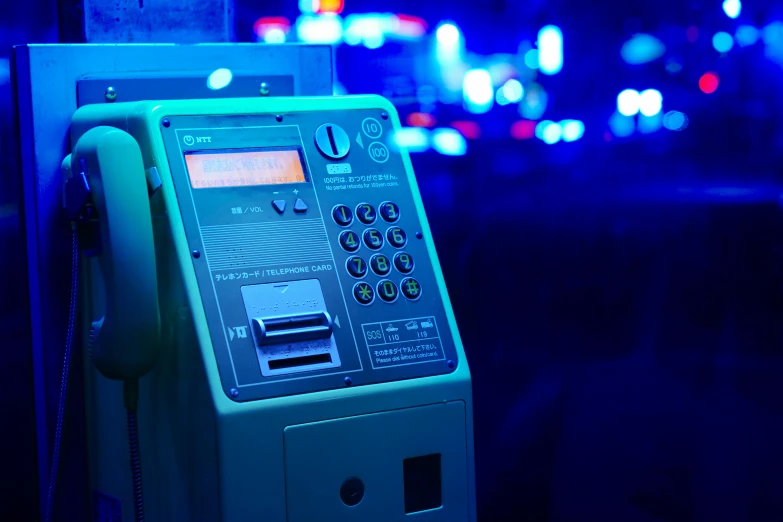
[{"left": 363, "top": 228, "right": 384, "bottom": 250}]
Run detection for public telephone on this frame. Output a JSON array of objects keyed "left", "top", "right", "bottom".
[{"left": 63, "top": 96, "right": 476, "bottom": 521}]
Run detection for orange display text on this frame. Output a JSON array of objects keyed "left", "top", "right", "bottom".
[{"left": 185, "top": 149, "right": 306, "bottom": 189}]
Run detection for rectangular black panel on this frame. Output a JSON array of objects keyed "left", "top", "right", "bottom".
[{"left": 160, "top": 108, "right": 458, "bottom": 401}]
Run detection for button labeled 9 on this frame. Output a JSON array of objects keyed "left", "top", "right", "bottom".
[{"left": 393, "top": 252, "right": 414, "bottom": 274}]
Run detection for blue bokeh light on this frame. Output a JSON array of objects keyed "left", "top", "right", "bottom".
[
  {"left": 561, "top": 120, "right": 585, "bottom": 142},
  {"left": 617, "top": 89, "right": 641, "bottom": 117},
  {"left": 736, "top": 25, "right": 760, "bottom": 47},
  {"left": 538, "top": 25, "right": 563, "bottom": 75},
  {"left": 431, "top": 128, "right": 467, "bottom": 155},
  {"left": 609, "top": 111, "right": 635, "bottom": 137},
  {"left": 621, "top": 34, "right": 666, "bottom": 65},
  {"left": 639, "top": 89, "right": 663, "bottom": 117},
  {"left": 722, "top": 0, "right": 741, "bottom": 19},
  {"left": 712, "top": 31, "right": 735, "bottom": 53},
  {"left": 463, "top": 69, "right": 494, "bottom": 114}
]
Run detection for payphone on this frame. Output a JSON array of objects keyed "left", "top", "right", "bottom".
[{"left": 64, "top": 95, "right": 475, "bottom": 521}]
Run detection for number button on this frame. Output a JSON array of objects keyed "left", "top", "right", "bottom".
[
  {"left": 387, "top": 227, "right": 407, "bottom": 248},
  {"left": 353, "top": 282, "right": 375, "bottom": 305},
  {"left": 401, "top": 277, "right": 422, "bottom": 300},
  {"left": 356, "top": 203, "right": 377, "bottom": 225},
  {"left": 363, "top": 228, "right": 384, "bottom": 250},
  {"left": 332, "top": 204, "right": 353, "bottom": 226},
  {"left": 376, "top": 280, "right": 399, "bottom": 303},
  {"left": 346, "top": 256, "right": 367, "bottom": 278},
  {"left": 380, "top": 201, "right": 399, "bottom": 222},
  {"left": 370, "top": 254, "right": 391, "bottom": 276},
  {"left": 393, "top": 252, "right": 414, "bottom": 274},
  {"left": 339, "top": 230, "right": 361, "bottom": 252}
]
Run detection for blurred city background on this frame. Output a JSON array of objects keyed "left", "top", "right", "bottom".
[{"left": 3, "top": 0, "right": 783, "bottom": 520}]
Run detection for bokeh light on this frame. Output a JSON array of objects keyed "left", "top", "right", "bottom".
[
  {"left": 663, "top": 111, "right": 689, "bottom": 131},
  {"left": 617, "top": 89, "right": 641, "bottom": 116},
  {"left": 722, "top": 0, "right": 741, "bottom": 19},
  {"left": 639, "top": 89, "right": 663, "bottom": 117},
  {"left": 699, "top": 72, "right": 720, "bottom": 94},
  {"left": 712, "top": 31, "right": 734, "bottom": 53}
]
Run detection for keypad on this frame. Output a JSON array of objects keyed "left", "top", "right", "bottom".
[
  {"left": 346, "top": 256, "right": 367, "bottom": 278},
  {"left": 334, "top": 200, "right": 422, "bottom": 305},
  {"left": 339, "top": 230, "right": 361, "bottom": 252},
  {"left": 356, "top": 203, "right": 377, "bottom": 225},
  {"left": 363, "top": 228, "right": 384, "bottom": 250},
  {"left": 353, "top": 282, "right": 375, "bottom": 305},
  {"left": 333, "top": 205, "right": 353, "bottom": 226},
  {"left": 393, "top": 252, "right": 414, "bottom": 274},
  {"left": 370, "top": 254, "right": 391, "bottom": 276},
  {"left": 377, "top": 280, "right": 399, "bottom": 303},
  {"left": 387, "top": 227, "right": 407, "bottom": 248},
  {"left": 401, "top": 277, "right": 422, "bottom": 300},
  {"left": 380, "top": 201, "right": 400, "bottom": 223}
]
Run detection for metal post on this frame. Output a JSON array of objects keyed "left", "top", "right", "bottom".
[{"left": 58, "top": 0, "right": 236, "bottom": 43}]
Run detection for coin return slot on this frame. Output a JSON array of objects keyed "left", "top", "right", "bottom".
[{"left": 268, "top": 353, "right": 333, "bottom": 371}]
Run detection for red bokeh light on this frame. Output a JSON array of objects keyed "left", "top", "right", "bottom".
[
  {"left": 510, "top": 120, "right": 537, "bottom": 140},
  {"left": 450, "top": 121, "right": 482, "bottom": 140},
  {"left": 699, "top": 72, "right": 720, "bottom": 94},
  {"left": 406, "top": 112, "right": 436, "bottom": 128}
]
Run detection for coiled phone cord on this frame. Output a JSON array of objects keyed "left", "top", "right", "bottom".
[
  {"left": 124, "top": 379, "right": 145, "bottom": 522},
  {"left": 44, "top": 227, "right": 79, "bottom": 522}
]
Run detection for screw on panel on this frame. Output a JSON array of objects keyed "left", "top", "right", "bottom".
[
  {"left": 344, "top": 376, "right": 353, "bottom": 386},
  {"left": 230, "top": 388, "right": 239, "bottom": 398},
  {"left": 416, "top": 231, "right": 423, "bottom": 239},
  {"left": 259, "top": 82, "right": 270, "bottom": 96},
  {"left": 105, "top": 86, "right": 117, "bottom": 102},
  {"left": 161, "top": 119, "right": 170, "bottom": 128},
  {"left": 447, "top": 360, "right": 455, "bottom": 369},
  {"left": 381, "top": 112, "right": 388, "bottom": 120},
  {"left": 192, "top": 250, "right": 201, "bottom": 258},
  {"left": 275, "top": 115, "right": 283, "bottom": 122}
]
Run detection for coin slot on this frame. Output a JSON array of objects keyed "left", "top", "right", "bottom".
[{"left": 326, "top": 125, "right": 339, "bottom": 156}]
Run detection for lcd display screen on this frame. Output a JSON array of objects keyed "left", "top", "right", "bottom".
[{"left": 185, "top": 148, "right": 308, "bottom": 189}]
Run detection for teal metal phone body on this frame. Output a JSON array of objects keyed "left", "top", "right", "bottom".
[{"left": 70, "top": 96, "right": 476, "bottom": 522}]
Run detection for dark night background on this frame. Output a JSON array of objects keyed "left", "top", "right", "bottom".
[{"left": 3, "top": 0, "right": 783, "bottom": 520}]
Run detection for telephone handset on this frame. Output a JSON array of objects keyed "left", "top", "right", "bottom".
[{"left": 69, "top": 126, "right": 162, "bottom": 381}]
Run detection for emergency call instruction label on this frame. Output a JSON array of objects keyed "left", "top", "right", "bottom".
[{"left": 361, "top": 317, "right": 445, "bottom": 369}]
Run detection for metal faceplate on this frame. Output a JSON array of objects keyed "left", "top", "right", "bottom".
[{"left": 160, "top": 110, "right": 457, "bottom": 401}]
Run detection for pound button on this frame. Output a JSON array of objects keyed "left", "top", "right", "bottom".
[{"left": 401, "top": 277, "right": 422, "bottom": 300}]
